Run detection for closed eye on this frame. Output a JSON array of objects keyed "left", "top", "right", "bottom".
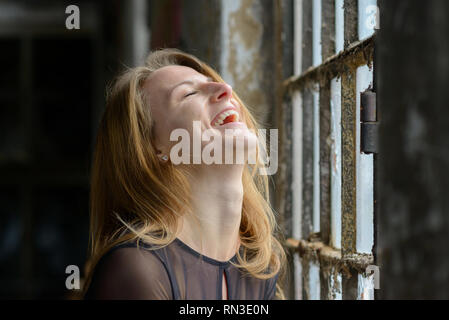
[{"left": 184, "top": 91, "right": 198, "bottom": 98}]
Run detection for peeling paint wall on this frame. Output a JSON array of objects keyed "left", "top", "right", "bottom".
[{"left": 220, "top": 0, "right": 275, "bottom": 128}]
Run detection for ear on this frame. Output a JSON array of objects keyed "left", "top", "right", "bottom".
[
  {"left": 151, "top": 125, "right": 170, "bottom": 162},
  {"left": 151, "top": 134, "right": 166, "bottom": 158}
]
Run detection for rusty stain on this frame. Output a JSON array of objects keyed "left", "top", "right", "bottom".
[
  {"left": 286, "top": 236, "right": 374, "bottom": 299},
  {"left": 341, "top": 67, "right": 358, "bottom": 257},
  {"left": 229, "top": 0, "right": 262, "bottom": 49},
  {"left": 332, "top": 152, "right": 338, "bottom": 173},
  {"left": 283, "top": 35, "right": 375, "bottom": 96},
  {"left": 286, "top": 238, "right": 373, "bottom": 274}
]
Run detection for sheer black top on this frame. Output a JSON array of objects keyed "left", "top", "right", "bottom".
[{"left": 84, "top": 237, "right": 279, "bottom": 300}]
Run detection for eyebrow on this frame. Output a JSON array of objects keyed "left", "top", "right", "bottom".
[{"left": 168, "top": 76, "right": 214, "bottom": 97}]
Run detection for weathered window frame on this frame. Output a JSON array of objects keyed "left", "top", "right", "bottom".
[{"left": 283, "top": 0, "right": 378, "bottom": 300}]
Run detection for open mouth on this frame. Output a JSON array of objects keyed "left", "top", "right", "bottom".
[{"left": 212, "top": 109, "right": 240, "bottom": 127}]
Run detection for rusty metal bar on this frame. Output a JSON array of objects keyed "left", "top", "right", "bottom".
[
  {"left": 285, "top": 238, "right": 374, "bottom": 273},
  {"left": 341, "top": 0, "right": 362, "bottom": 299},
  {"left": 283, "top": 35, "right": 375, "bottom": 95},
  {"left": 341, "top": 67, "right": 357, "bottom": 257}
]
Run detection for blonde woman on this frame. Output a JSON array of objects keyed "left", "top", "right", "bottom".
[{"left": 82, "top": 48, "right": 287, "bottom": 300}]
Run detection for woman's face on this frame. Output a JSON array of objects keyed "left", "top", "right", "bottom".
[{"left": 144, "top": 65, "right": 256, "bottom": 164}]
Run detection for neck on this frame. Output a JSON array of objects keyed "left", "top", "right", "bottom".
[{"left": 176, "top": 163, "right": 244, "bottom": 262}]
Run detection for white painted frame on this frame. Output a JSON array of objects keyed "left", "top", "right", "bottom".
[{"left": 292, "top": 0, "right": 304, "bottom": 301}]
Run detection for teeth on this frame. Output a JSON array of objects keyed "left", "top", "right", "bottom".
[{"left": 213, "top": 109, "right": 239, "bottom": 127}]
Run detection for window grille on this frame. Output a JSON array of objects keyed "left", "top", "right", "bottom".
[{"left": 283, "top": 0, "right": 378, "bottom": 300}]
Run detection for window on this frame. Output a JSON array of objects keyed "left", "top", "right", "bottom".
[{"left": 286, "top": 0, "right": 378, "bottom": 300}]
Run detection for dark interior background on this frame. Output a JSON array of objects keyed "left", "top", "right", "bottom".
[{"left": 0, "top": 0, "right": 191, "bottom": 299}]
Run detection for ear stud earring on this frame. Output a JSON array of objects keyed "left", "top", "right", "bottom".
[{"left": 161, "top": 155, "right": 169, "bottom": 161}]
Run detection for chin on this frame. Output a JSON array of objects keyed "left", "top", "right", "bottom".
[{"left": 224, "top": 129, "right": 259, "bottom": 165}]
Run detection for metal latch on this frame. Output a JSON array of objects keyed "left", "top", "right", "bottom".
[{"left": 361, "top": 88, "right": 378, "bottom": 154}]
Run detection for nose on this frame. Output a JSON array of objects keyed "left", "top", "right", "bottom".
[{"left": 210, "top": 82, "right": 233, "bottom": 103}]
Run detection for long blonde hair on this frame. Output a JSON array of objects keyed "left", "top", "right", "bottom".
[{"left": 82, "top": 48, "right": 287, "bottom": 299}]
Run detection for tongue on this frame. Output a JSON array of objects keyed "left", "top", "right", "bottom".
[{"left": 222, "top": 114, "right": 237, "bottom": 125}]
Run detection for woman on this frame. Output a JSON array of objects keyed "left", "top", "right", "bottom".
[{"left": 82, "top": 48, "right": 287, "bottom": 300}]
